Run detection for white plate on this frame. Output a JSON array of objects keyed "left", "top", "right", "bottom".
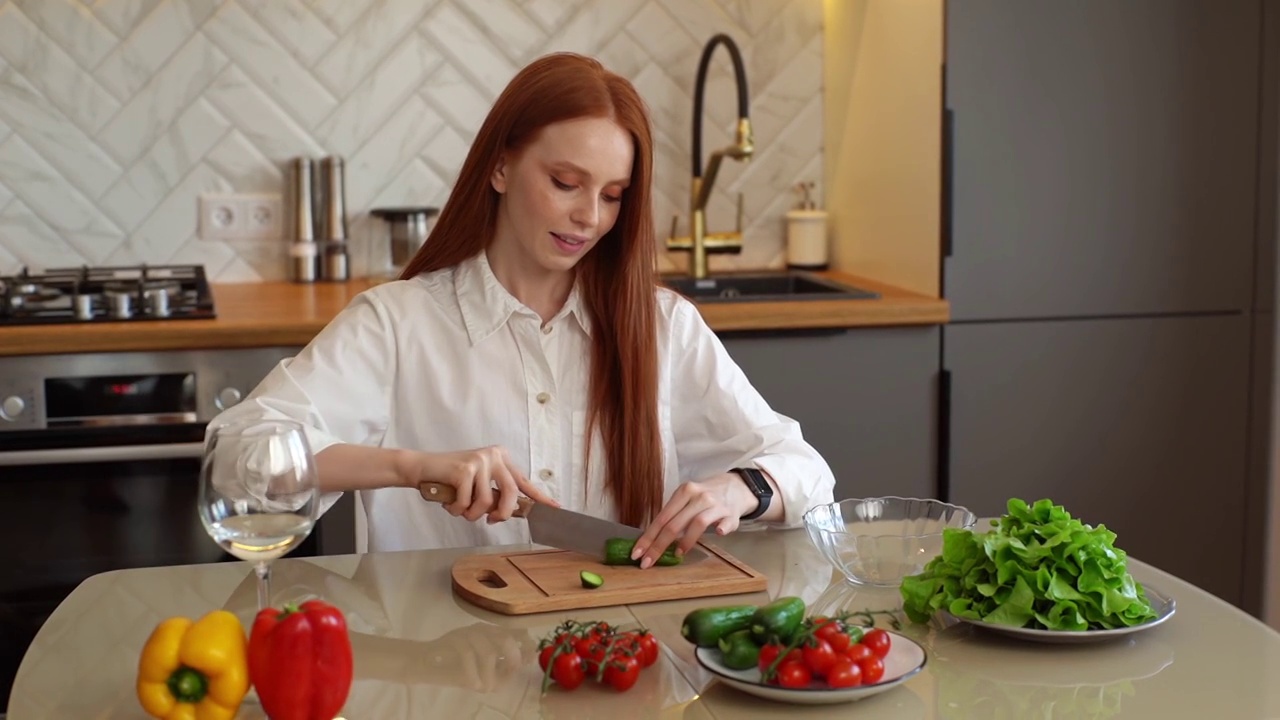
[
  {"left": 694, "top": 630, "right": 927, "bottom": 705},
  {"left": 945, "top": 584, "right": 1176, "bottom": 644}
]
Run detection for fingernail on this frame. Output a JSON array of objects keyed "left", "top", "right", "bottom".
[
  {"left": 630, "top": 546, "right": 644, "bottom": 560},
  {"left": 640, "top": 557, "right": 653, "bottom": 569}
]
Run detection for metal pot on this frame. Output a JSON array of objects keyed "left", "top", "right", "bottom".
[{"left": 371, "top": 206, "right": 439, "bottom": 275}]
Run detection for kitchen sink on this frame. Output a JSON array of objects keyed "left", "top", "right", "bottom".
[{"left": 661, "top": 271, "right": 880, "bottom": 303}]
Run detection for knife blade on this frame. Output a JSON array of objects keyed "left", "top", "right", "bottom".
[{"left": 418, "top": 482, "right": 707, "bottom": 563}]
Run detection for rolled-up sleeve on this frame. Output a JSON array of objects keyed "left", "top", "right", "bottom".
[{"left": 666, "top": 297, "right": 835, "bottom": 527}]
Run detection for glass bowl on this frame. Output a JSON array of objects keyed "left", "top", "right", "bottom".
[{"left": 803, "top": 497, "right": 977, "bottom": 587}]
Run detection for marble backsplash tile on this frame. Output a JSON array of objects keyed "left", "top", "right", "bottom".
[{"left": 0, "top": 0, "right": 823, "bottom": 281}]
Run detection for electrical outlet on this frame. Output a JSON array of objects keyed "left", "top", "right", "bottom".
[{"left": 199, "top": 194, "right": 283, "bottom": 241}]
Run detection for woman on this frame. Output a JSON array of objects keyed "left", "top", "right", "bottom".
[{"left": 212, "top": 52, "right": 834, "bottom": 569}]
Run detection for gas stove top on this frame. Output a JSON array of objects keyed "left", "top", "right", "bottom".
[{"left": 0, "top": 264, "right": 216, "bottom": 325}]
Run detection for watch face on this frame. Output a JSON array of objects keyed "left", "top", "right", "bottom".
[
  {"left": 737, "top": 468, "right": 771, "bottom": 496},
  {"left": 735, "top": 468, "right": 771, "bottom": 520}
]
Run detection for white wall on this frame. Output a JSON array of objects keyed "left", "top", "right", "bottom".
[{"left": 0, "top": 0, "right": 823, "bottom": 281}]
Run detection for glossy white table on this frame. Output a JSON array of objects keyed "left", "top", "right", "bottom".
[{"left": 9, "top": 528, "right": 1280, "bottom": 718}]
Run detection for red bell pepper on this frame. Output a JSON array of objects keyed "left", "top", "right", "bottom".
[{"left": 249, "top": 600, "right": 353, "bottom": 720}]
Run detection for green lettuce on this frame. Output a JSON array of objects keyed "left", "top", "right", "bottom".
[{"left": 900, "top": 498, "right": 1159, "bottom": 631}]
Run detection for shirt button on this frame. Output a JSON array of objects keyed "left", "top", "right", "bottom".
[
  {"left": 539, "top": 468, "right": 554, "bottom": 480},
  {"left": 541, "top": 325, "right": 553, "bottom": 335},
  {"left": 536, "top": 392, "right": 550, "bottom": 404}
]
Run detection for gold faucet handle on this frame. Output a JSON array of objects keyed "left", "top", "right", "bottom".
[{"left": 735, "top": 192, "right": 744, "bottom": 233}]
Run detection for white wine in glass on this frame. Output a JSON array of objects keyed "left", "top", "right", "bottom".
[{"left": 198, "top": 418, "right": 320, "bottom": 610}]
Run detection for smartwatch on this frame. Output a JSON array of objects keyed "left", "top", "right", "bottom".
[{"left": 731, "top": 467, "right": 773, "bottom": 521}]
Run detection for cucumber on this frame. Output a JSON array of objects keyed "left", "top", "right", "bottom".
[
  {"left": 680, "top": 604, "right": 758, "bottom": 648},
  {"left": 717, "top": 629, "right": 761, "bottom": 670},
  {"left": 580, "top": 570, "right": 604, "bottom": 589},
  {"left": 750, "top": 596, "right": 806, "bottom": 644},
  {"left": 602, "top": 537, "right": 683, "bottom": 566}
]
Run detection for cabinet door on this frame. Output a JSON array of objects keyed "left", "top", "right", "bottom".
[
  {"left": 945, "top": 0, "right": 1260, "bottom": 320},
  {"left": 944, "top": 316, "right": 1250, "bottom": 606},
  {"left": 719, "top": 327, "right": 939, "bottom": 502}
]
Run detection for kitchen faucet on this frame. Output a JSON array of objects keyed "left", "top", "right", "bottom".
[{"left": 666, "top": 33, "right": 754, "bottom": 279}]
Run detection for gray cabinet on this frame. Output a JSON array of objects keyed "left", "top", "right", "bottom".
[
  {"left": 941, "top": 0, "right": 1266, "bottom": 611},
  {"left": 719, "top": 327, "right": 940, "bottom": 502},
  {"left": 943, "top": 315, "right": 1250, "bottom": 606},
  {"left": 945, "top": 0, "right": 1260, "bottom": 320}
]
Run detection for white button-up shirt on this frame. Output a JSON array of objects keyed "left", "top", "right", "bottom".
[{"left": 213, "top": 252, "right": 835, "bottom": 553}]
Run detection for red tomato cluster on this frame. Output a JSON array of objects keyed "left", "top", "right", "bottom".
[
  {"left": 759, "top": 618, "right": 891, "bottom": 690},
  {"left": 537, "top": 620, "right": 661, "bottom": 694}
]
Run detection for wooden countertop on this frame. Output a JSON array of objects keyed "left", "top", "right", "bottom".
[{"left": 0, "top": 271, "right": 947, "bottom": 357}]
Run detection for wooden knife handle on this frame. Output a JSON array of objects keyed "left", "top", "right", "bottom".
[{"left": 418, "top": 481, "right": 535, "bottom": 518}]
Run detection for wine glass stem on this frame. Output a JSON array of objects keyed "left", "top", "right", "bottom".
[{"left": 255, "top": 561, "right": 271, "bottom": 610}]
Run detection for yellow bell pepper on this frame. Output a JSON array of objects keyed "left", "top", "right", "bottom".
[{"left": 136, "top": 609, "right": 250, "bottom": 720}]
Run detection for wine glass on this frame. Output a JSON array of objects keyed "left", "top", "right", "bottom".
[{"left": 198, "top": 417, "right": 320, "bottom": 610}]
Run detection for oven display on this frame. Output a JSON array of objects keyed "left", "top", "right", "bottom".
[
  {"left": 107, "top": 382, "right": 141, "bottom": 397},
  {"left": 45, "top": 373, "right": 197, "bottom": 424}
]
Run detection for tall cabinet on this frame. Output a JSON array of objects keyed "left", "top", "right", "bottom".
[{"left": 941, "top": 0, "right": 1265, "bottom": 607}]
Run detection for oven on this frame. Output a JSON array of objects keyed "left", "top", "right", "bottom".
[{"left": 0, "top": 348, "right": 355, "bottom": 712}]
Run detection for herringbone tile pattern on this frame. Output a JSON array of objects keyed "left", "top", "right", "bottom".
[{"left": 0, "top": 0, "right": 823, "bottom": 281}]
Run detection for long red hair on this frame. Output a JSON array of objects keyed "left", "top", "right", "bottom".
[{"left": 399, "top": 53, "right": 663, "bottom": 527}]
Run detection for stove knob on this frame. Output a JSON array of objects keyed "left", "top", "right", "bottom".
[
  {"left": 1, "top": 395, "right": 25, "bottom": 421},
  {"left": 215, "top": 387, "right": 242, "bottom": 411}
]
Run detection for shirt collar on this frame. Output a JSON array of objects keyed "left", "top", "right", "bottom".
[
  {"left": 560, "top": 282, "right": 594, "bottom": 338},
  {"left": 454, "top": 251, "right": 593, "bottom": 345}
]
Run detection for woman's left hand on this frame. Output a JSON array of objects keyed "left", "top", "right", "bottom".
[{"left": 628, "top": 473, "right": 759, "bottom": 569}]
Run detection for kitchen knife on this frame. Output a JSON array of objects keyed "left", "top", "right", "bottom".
[{"left": 418, "top": 482, "right": 707, "bottom": 564}]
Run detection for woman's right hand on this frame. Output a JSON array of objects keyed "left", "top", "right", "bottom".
[{"left": 399, "top": 445, "right": 558, "bottom": 522}]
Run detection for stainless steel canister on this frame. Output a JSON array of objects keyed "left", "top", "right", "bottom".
[
  {"left": 288, "top": 157, "right": 319, "bottom": 283},
  {"left": 317, "top": 156, "right": 349, "bottom": 281},
  {"left": 370, "top": 206, "right": 439, "bottom": 277}
]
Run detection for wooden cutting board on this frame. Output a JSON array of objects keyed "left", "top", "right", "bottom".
[{"left": 451, "top": 542, "right": 768, "bottom": 615}]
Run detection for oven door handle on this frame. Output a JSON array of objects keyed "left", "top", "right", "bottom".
[{"left": 0, "top": 442, "right": 205, "bottom": 466}]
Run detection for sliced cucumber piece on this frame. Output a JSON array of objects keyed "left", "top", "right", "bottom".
[{"left": 580, "top": 570, "right": 604, "bottom": 589}]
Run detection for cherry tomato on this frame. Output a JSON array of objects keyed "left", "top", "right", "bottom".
[
  {"left": 775, "top": 660, "right": 812, "bottom": 689},
  {"left": 757, "top": 643, "right": 799, "bottom": 673},
  {"left": 801, "top": 638, "right": 838, "bottom": 678},
  {"left": 825, "top": 659, "right": 863, "bottom": 688},
  {"left": 628, "top": 631, "right": 660, "bottom": 668},
  {"left": 862, "top": 629, "right": 891, "bottom": 659},
  {"left": 825, "top": 631, "right": 853, "bottom": 653},
  {"left": 539, "top": 644, "right": 556, "bottom": 672},
  {"left": 603, "top": 654, "right": 641, "bottom": 692},
  {"left": 551, "top": 652, "right": 586, "bottom": 690},
  {"left": 757, "top": 643, "right": 781, "bottom": 671},
  {"left": 845, "top": 643, "right": 873, "bottom": 663},
  {"left": 859, "top": 656, "right": 885, "bottom": 684},
  {"left": 575, "top": 638, "right": 606, "bottom": 675},
  {"left": 814, "top": 620, "right": 842, "bottom": 641}
]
